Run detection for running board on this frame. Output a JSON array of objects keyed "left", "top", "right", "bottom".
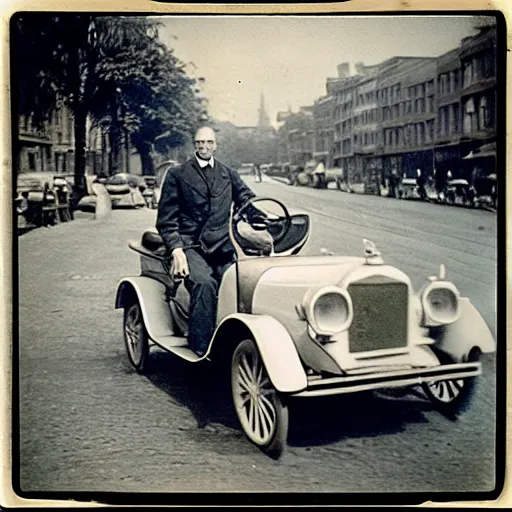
[
  {"left": 150, "top": 335, "right": 208, "bottom": 362},
  {"left": 291, "top": 362, "right": 482, "bottom": 398}
]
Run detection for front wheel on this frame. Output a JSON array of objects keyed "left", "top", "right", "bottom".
[
  {"left": 422, "top": 349, "right": 480, "bottom": 419},
  {"left": 231, "top": 339, "right": 289, "bottom": 459},
  {"left": 123, "top": 302, "right": 149, "bottom": 373}
]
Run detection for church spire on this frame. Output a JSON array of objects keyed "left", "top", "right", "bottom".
[{"left": 258, "top": 92, "right": 270, "bottom": 128}]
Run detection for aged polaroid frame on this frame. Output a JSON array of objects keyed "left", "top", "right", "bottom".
[{"left": 1, "top": 1, "right": 509, "bottom": 508}]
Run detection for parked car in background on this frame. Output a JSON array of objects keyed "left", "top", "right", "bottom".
[
  {"left": 266, "top": 163, "right": 291, "bottom": 179},
  {"left": 288, "top": 161, "right": 341, "bottom": 189},
  {"left": 104, "top": 173, "right": 146, "bottom": 208},
  {"left": 16, "top": 172, "right": 74, "bottom": 231},
  {"left": 286, "top": 164, "right": 304, "bottom": 186}
]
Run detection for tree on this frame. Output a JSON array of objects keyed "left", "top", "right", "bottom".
[
  {"left": 15, "top": 14, "right": 99, "bottom": 198},
  {"left": 14, "top": 14, "right": 207, "bottom": 198}
]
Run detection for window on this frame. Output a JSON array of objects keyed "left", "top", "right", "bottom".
[
  {"left": 463, "top": 61, "right": 473, "bottom": 88},
  {"left": 28, "top": 152, "right": 36, "bottom": 170},
  {"left": 453, "top": 70, "right": 459, "bottom": 91},
  {"left": 453, "top": 103, "right": 460, "bottom": 133},
  {"left": 428, "top": 120, "right": 434, "bottom": 141},
  {"left": 417, "top": 123, "right": 424, "bottom": 145},
  {"left": 427, "top": 96, "right": 434, "bottom": 113},
  {"left": 463, "top": 97, "right": 476, "bottom": 133},
  {"left": 444, "top": 107, "right": 450, "bottom": 135},
  {"left": 479, "top": 95, "right": 490, "bottom": 129}
]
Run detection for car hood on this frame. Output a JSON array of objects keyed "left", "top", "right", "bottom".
[{"left": 238, "top": 255, "right": 365, "bottom": 315}]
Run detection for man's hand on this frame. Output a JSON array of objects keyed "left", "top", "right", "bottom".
[{"left": 171, "top": 248, "right": 189, "bottom": 279}]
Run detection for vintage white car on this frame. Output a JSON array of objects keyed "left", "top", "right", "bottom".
[
  {"left": 115, "top": 197, "right": 495, "bottom": 459},
  {"left": 104, "top": 173, "right": 146, "bottom": 208}
]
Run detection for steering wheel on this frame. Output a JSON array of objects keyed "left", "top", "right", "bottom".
[{"left": 234, "top": 197, "right": 292, "bottom": 245}]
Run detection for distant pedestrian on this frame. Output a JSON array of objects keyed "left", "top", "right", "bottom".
[
  {"left": 255, "top": 164, "right": 262, "bottom": 182},
  {"left": 388, "top": 168, "right": 399, "bottom": 198},
  {"left": 416, "top": 168, "right": 427, "bottom": 200}
]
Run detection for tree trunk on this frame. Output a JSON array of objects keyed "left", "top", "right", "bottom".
[
  {"left": 73, "top": 106, "right": 88, "bottom": 202},
  {"left": 109, "top": 110, "right": 122, "bottom": 175},
  {"left": 137, "top": 141, "right": 155, "bottom": 175}
]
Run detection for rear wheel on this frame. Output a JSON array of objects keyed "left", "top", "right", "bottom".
[
  {"left": 123, "top": 302, "right": 149, "bottom": 373},
  {"left": 231, "top": 339, "right": 288, "bottom": 459},
  {"left": 422, "top": 348, "right": 480, "bottom": 419}
]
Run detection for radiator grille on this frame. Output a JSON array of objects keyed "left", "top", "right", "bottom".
[{"left": 347, "top": 276, "right": 408, "bottom": 354}]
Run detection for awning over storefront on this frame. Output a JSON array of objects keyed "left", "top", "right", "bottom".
[{"left": 462, "top": 142, "right": 496, "bottom": 160}]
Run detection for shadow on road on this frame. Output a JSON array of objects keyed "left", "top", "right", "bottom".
[
  {"left": 142, "top": 349, "right": 239, "bottom": 430},
  {"left": 287, "top": 390, "right": 432, "bottom": 448},
  {"left": 140, "top": 347, "right": 439, "bottom": 450}
]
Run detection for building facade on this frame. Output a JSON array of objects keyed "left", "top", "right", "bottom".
[
  {"left": 17, "top": 101, "right": 75, "bottom": 176},
  {"left": 277, "top": 23, "right": 497, "bottom": 195},
  {"left": 312, "top": 94, "right": 334, "bottom": 167},
  {"left": 379, "top": 57, "right": 437, "bottom": 185},
  {"left": 277, "top": 106, "right": 315, "bottom": 166}
]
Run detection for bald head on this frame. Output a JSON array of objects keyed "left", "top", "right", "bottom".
[{"left": 194, "top": 126, "right": 217, "bottom": 160}]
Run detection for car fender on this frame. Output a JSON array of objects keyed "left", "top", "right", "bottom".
[
  {"left": 214, "top": 313, "right": 308, "bottom": 394},
  {"left": 432, "top": 297, "right": 496, "bottom": 361},
  {"left": 115, "top": 276, "right": 174, "bottom": 340}
]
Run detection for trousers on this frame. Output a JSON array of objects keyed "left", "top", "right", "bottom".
[{"left": 183, "top": 246, "right": 235, "bottom": 355}]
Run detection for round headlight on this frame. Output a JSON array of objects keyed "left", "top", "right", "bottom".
[
  {"left": 304, "top": 286, "right": 353, "bottom": 336},
  {"left": 422, "top": 283, "right": 460, "bottom": 326}
]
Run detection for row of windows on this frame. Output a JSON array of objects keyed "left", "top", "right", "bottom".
[
  {"left": 438, "top": 104, "right": 460, "bottom": 137},
  {"left": 354, "top": 131, "right": 378, "bottom": 146},
  {"left": 354, "top": 109, "right": 378, "bottom": 126},
  {"left": 379, "top": 80, "right": 435, "bottom": 105},
  {"left": 384, "top": 121, "right": 435, "bottom": 148},
  {"left": 462, "top": 50, "right": 495, "bottom": 88},
  {"left": 463, "top": 93, "right": 494, "bottom": 134},
  {"left": 438, "top": 70, "right": 460, "bottom": 96},
  {"left": 313, "top": 93, "right": 494, "bottom": 152},
  {"left": 332, "top": 50, "right": 494, "bottom": 109}
]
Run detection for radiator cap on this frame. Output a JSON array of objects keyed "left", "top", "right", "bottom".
[{"left": 363, "top": 238, "right": 384, "bottom": 265}]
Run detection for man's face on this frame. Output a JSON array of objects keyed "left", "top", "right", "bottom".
[{"left": 194, "top": 128, "right": 217, "bottom": 160}]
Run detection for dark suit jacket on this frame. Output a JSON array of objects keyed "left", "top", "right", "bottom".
[{"left": 156, "top": 157, "right": 255, "bottom": 253}]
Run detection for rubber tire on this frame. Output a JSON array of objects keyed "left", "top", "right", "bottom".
[
  {"left": 422, "top": 348, "right": 480, "bottom": 420},
  {"left": 123, "top": 302, "right": 149, "bottom": 374},
  {"left": 231, "top": 339, "right": 288, "bottom": 460}
]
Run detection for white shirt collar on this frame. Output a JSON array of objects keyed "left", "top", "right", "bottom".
[{"left": 195, "top": 154, "right": 215, "bottom": 168}]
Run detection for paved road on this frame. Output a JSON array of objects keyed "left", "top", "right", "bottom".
[{"left": 16, "top": 178, "right": 500, "bottom": 501}]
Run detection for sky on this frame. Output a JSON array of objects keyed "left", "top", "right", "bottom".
[{"left": 157, "top": 15, "right": 490, "bottom": 128}]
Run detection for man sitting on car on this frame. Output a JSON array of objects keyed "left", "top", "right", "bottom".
[{"left": 156, "top": 126, "right": 256, "bottom": 357}]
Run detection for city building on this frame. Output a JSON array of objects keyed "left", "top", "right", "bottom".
[
  {"left": 17, "top": 101, "right": 75, "bottom": 175},
  {"left": 433, "top": 47, "right": 462, "bottom": 180},
  {"left": 277, "top": 106, "right": 315, "bottom": 166},
  {"left": 352, "top": 63, "right": 381, "bottom": 193},
  {"left": 458, "top": 24, "right": 497, "bottom": 180},
  {"left": 378, "top": 56, "right": 437, "bottom": 183},
  {"left": 312, "top": 94, "right": 334, "bottom": 167},
  {"left": 330, "top": 71, "right": 360, "bottom": 174},
  {"left": 277, "top": 24, "right": 498, "bottom": 195}
]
